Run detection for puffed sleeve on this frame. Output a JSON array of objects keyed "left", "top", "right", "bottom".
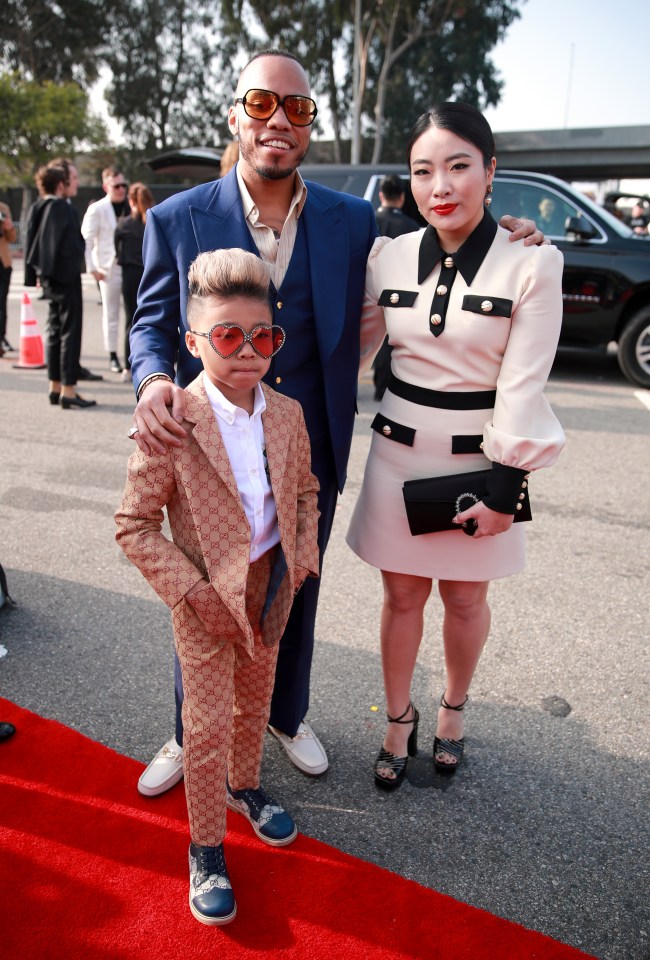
[
  {"left": 359, "top": 235, "right": 391, "bottom": 374},
  {"left": 482, "top": 243, "right": 566, "bottom": 512}
]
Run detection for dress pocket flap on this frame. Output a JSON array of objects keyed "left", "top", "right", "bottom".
[
  {"left": 462, "top": 295, "right": 513, "bottom": 318},
  {"left": 378, "top": 289, "right": 419, "bottom": 308},
  {"left": 371, "top": 413, "right": 415, "bottom": 446},
  {"left": 451, "top": 435, "right": 484, "bottom": 454}
]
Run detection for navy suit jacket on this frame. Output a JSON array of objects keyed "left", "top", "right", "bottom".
[{"left": 130, "top": 166, "right": 378, "bottom": 492}]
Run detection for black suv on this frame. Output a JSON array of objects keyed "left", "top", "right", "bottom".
[{"left": 302, "top": 165, "right": 650, "bottom": 388}]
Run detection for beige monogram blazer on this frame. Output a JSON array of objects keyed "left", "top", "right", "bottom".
[{"left": 115, "top": 376, "right": 320, "bottom": 656}]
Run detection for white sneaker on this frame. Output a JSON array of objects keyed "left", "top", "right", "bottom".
[
  {"left": 267, "top": 720, "right": 328, "bottom": 776},
  {"left": 121, "top": 368, "right": 132, "bottom": 383},
  {"left": 138, "top": 736, "right": 184, "bottom": 797}
]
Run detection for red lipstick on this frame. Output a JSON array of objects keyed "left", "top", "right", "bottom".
[{"left": 433, "top": 204, "right": 458, "bottom": 216}]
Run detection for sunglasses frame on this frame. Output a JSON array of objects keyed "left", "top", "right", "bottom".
[
  {"left": 190, "top": 322, "right": 286, "bottom": 359},
  {"left": 234, "top": 88, "right": 318, "bottom": 127}
]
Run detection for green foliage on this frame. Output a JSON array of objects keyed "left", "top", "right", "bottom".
[
  {"left": 103, "top": 0, "right": 233, "bottom": 151},
  {"left": 2, "top": 0, "right": 114, "bottom": 87},
  {"left": 0, "top": 73, "right": 109, "bottom": 186}
]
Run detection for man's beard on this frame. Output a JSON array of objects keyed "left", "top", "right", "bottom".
[{"left": 239, "top": 139, "right": 309, "bottom": 180}]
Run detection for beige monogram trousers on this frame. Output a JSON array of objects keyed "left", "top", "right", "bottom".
[{"left": 173, "top": 549, "right": 278, "bottom": 846}]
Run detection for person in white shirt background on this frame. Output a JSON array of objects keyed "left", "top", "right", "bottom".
[{"left": 82, "top": 166, "right": 130, "bottom": 373}]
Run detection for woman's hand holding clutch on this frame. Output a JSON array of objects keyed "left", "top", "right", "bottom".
[{"left": 452, "top": 500, "right": 514, "bottom": 539}]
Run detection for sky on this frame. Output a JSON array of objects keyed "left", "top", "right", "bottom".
[{"left": 483, "top": 0, "right": 650, "bottom": 133}]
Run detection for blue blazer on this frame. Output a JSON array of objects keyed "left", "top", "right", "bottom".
[{"left": 130, "top": 166, "right": 378, "bottom": 491}]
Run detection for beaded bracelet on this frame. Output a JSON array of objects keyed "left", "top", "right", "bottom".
[{"left": 136, "top": 373, "right": 173, "bottom": 401}]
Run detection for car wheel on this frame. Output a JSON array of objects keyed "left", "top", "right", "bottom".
[{"left": 618, "top": 305, "right": 650, "bottom": 388}]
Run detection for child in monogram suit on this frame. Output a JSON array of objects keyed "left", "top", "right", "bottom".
[{"left": 115, "top": 248, "right": 320, "bottom": 926}]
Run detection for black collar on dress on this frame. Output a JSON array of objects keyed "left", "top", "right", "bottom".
[{"left": 417, "top": 209, "right": 498, "bottom": 286}]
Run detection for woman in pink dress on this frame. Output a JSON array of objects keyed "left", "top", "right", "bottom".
[{"left": 347, "top": 102, "right": 565, "bottom": 788}]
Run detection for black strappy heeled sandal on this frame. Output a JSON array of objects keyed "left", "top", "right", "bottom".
[
  {"left": 374, "top": 701, "right": 419, "bottom": 791},
  {"left": 433, "top": 693, "right": 468, "bottom": 774}
]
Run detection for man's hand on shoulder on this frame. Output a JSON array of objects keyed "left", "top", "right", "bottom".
[
  {"left": 131, "top": 379, "right": 187, "bottom": 456},
  {"left": 499, "top": 215, "right": 546, "bottom": 247}
]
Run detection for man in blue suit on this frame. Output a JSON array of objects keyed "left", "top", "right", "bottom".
[{"left": 129, "top": 50, "right": 540, "bottom": 794}]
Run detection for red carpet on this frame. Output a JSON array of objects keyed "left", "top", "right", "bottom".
[{"left": 0, "top": 697, "right": 595, "bottom": 960}]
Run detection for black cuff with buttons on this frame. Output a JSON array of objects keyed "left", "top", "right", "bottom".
[{"left": 484, "top": 461, "right": 529, "bottom": 514}]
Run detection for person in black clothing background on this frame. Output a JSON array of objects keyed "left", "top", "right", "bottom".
[
  {"left": 114, "top": 183, "right": 156, "bottom": 382},
  {"left": 24, "top": 160, "right": 96, "bottom": 409},
  {"left": 375, "top": 174, "right": 420, "bottom": 239},
  {"left": 372, "top": 175, "right": 421, "bottom": 400},
  {"left": 627, "top": 201, "right": 650, "bottom": 235}
]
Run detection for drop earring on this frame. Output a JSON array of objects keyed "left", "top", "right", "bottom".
[{"left": 484, "top": 184, "right": 493, "bottom": 206}]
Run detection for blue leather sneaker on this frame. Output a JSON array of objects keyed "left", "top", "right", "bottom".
[
  {"left": 226, "top": 785, "right": 297, "bottom": 846},
  {"left": 188, "top": 842, "right": 237, "bottom": 925}
]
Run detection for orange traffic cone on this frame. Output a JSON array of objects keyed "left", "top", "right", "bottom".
[{"left": 13, "top": 292, "right": 46, "bottom": 369}]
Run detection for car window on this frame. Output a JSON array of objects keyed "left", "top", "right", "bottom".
[
  {"left": 573, "top": 190, "right": 636, "bottom": 238},
  {"left": 490, "top": 181, "right": 580, "bottom": 237}
]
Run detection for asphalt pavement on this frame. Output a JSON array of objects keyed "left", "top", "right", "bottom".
[{"left": 1, "top": 269, "right": 648, "bottom": 960}]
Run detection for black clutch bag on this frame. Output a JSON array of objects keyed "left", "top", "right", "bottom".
[{"left": 402, "top": 469, "right": 531, "bottom": 537}]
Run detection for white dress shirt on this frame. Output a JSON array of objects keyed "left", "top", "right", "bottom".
[
  {"left": 236, "top": 165, "right": 307, "bottom": 289},
  {"left": 203, "top": 373, "right": 280, "bottom": 561}
]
